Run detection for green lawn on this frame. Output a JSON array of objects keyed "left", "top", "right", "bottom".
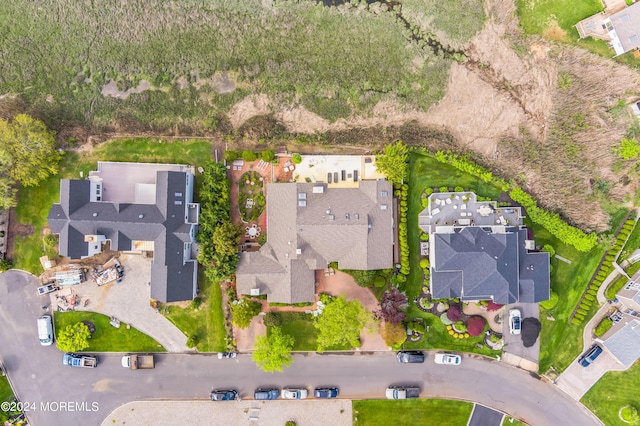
[
  {"left": 12, "top": 138, "right": 212, "bottom": 274},
  {"left": 502, "top": 417, "right": 528, "bottom": 426},
  {"left": 605, "top": 274, "right": 629, "bottom": 301},
  {"left": 582, "top": 360, "right": 640, "bottom": 426},
  {"left": 266, "top": 312, "right": 351, "bottom": 351},
  {"left": 53, "top": 311, "right": 165, "bottom": 352},
  {"left": 353, "top": 399, "right": 474, "bottom": 426},
  {"left": 0, "top": 376, "right": 20, "bottom": 423},
  {"left": 163, "top": 272, "right": 226, "bottom": 352}
]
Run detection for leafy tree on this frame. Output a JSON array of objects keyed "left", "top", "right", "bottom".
[
  {"left": 446, "top": 305, "right": 461, "bottom": 322},
  {"left": 291, "top": 153, "right": 302, "bottom": 164},
  {"left": 617, "top": 137, "right": 640, "bottom": 160},
  {"left": 231, "top": 298, "right": 262, "bottom": 328},
  {"left": 376, "top": 287, "right": 407, "bottom": 325},
  {"left": 224, "top": 150, "right": 239, "bottom": 162},
  {"left": 261, "top": 149, "right": 275, "bottom": 162},
  {"left": 252, "top": 326, "right": 294, "bottom": 372},
  {"left": 212, "top": 220, "right": 240, "bottom": 256},
  {"left": 56, "top": 322, "right": 91, "bottom": 352},
  {"left": 466, "top": 316, "right": 485, "bottom": 336},
  {"left": 315, "top": 296, "right": 370, "bottom": 351},
  {"left": 242, "top": 150, "right": 257, "bottom": 161},
  {"left": 381, "top": 322, "right": 407, "bottom": 346},
  {"left": 375, "top": 140, "right": 408, "bottom": 184}
]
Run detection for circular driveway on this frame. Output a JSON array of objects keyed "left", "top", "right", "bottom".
[{"left": 0, "top": 270, "right": 602, "bottom": 426}]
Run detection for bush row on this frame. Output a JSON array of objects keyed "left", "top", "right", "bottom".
[
  {"left": 224, "top": 149, "right": 276, "bottom": 163},
  {"left": 509, "top": 188, "right": 598, "bottom": 252},
  {"left": 432, "top": 150, "right": 510, "bottom": 191},
  {"left": 398, "top": 184, "right": 410, "bottom": 284}
]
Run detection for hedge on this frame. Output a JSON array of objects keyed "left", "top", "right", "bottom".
[
  {"left": 594, "top": 317, "right": 613, "bottom": 338},
  {"left": 509, "top": 188, "right": 597, "bottom": 252}
]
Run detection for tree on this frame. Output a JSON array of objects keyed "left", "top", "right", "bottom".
[
  {"left": 212, "top": 220, "right": 240, "bottom": 256},
  {"left": 315, "top": 296, "right": 370, "bottom": 351},
  {"left": 261, "top": 149, "right": 275, "bottom": 162},
  {"left": 231, "top": 298, "right": 262, "bottom": 328},
  {"left": 375, "top": 140, "right": 408, "bottom": 184},
  {"left": 446, "top": 305, "right": 461, "bottom": 322},
  {"left": 252, "top": 326, "right": 294, "bottom": 372},
  {"left": 241, "top": 150, "right": 257, "bottom": 161},
  {"left": 381, "top": 322, "right": 407, "bottom": 346},
  {"left": 466, "top": 316, "right": 485, "bottom": 336},
  {"left": 376, "top": 287, "right": 407, "bottom": 325},
  {"left": 56, "top": 322, "right": 91, "bottom": 352},
  {"left": 291, "top": 153, "right": 302, "bottom": 164}
]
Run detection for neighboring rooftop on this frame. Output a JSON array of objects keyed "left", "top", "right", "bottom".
[
  {"left": 48, "top": 162, "right": 200, "bottom": 303},
  {"left": 419, "top": 192, "right": 550, "bottom": 304},
  {"left": 604, "top": 2, "right": 640, "bottom": 55},
  {"left": 602, "top": 318, "right": 640, "bottom": 368},
  {"left": 236, "top": 180, "right": 394, "bottom": 303}
]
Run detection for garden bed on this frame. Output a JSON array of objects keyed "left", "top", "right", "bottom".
[{"left": 237, "top": 171, "right": 265, "bottom": 223}]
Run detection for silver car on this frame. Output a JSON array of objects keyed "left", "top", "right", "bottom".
[{"left": 282, "top": 388, "right": 308, "bottom": 399}]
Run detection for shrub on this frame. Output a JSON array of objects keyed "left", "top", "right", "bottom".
[
  {"left": 542, "top": 244, "right": 556, "bottom": 258},
  {"left": 242, "top": 150, "right": 257, "bottom": 162},
  {"left": 584, "top": 294, "right": 595, "bottom": 301},
  {"left": 408, "top": 321, "right": 426, "bottom": 334},
  {"left": 186, "top": 334, "right": 198, "bottom": 348},
  {"left": 419, "top": 259, "right": 430, "bottom": 269},
  {"left": 190, "top": 297, "right": 203, "bottom": 310},
  {"left": 539, "top": 291, "right": 559, "bottom": 310},
  {"left": 261, "top": 149, "right": 275, "bottom": 162},
  {"left": 420, "top": 233, "right": 429, "bottom": 241},
  {"left": 373, "top": 276, "right": 386, "bottom": 288},
  {"left": 397, "top": 274, "right": 407, "bottom": 283},
  {"left": 224, "top": 150, "right": 239, "bottom": 162},
  {"left": 594, "top": 317, "right": 613, "bottom": 338},
  {"left": 291, "top": 153, "right": 302, "bottom": 164},
  {"left": 467, "top": 316, "right": 485, "bottom": 336},
  {"left": 454, "top": 186, "right": 464, "bottom": 192},
  {"left": 439, "top": 186, "right": 448, "bottom": 192},
  {"left": 424, "top": 188, "right": 433, "bottom": 196},
  {"left": 382, "top": 322, "right": 407, "bottom": 347},
  {"left": 446, "top": 305, "right": 461, "bottom": 322},
  {"left": 453, "top": 320, "right": 467, "bottom": 332}
]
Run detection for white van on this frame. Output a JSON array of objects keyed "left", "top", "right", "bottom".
[{"left": 37, "top": 315, "right": 53, "bottom": 346}]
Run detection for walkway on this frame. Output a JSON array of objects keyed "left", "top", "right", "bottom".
[{"left": 68, "top": 254, "right": 189, "bottom": 352}]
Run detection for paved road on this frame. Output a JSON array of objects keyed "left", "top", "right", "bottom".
[{"left": 0, "top": 270, "right": 603, "bottom": 426}]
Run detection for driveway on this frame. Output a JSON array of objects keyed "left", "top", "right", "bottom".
[
  {"left": 64, "top": 255, "right": 188, "bottom": 352},
  {"left": 502, "top": 303, "right": 540, "bottom": 372},
  {"left": 556, "top": 347, "right": 623, "bottom": 400}
]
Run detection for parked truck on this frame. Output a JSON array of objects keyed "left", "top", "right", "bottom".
[
  {"left": 62, "top": 353, "right": 98, "bottom": 368},
  {"left": 385, "top": 386, "right": 420, "bottom": 400},
  {"left": 121, "top": 354, "right": 155, "bottom": 370}
]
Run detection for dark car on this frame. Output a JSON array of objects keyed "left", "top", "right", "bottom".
[
  {"left": 314, "top": 387, "right": 339, "bottom": 399},
  {"left": 397, "top": 350, "right": 425, "bottom": 364},
  {"left": 210, "top": 389, "right": 238, "bottom": 401},
  {"left": 579, "top": 345, "right": 603, "bottom": 367},
  {"left": 254, "top": 388, "right": 279, "bottom": 400}
]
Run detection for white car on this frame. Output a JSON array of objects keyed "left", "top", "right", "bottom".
[
  {"left": 434, "top": 352, "right": 461, "bottom": 365},
  {"left": 509, "top": 309, "right": 522, "bottom": 335},
  {"left": 282, "top": 388, "right": 308, "bottom": 399}
]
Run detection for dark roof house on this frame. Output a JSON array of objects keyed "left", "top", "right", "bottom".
[
  {"left": 419, "top": 192, "right": 550, "bottom": 304},
  {"left": 236, "top": 180, "right": 394, "bottom": 303},
  {"left": 48, "top": 162, "right": 200, "bottom": 302}
]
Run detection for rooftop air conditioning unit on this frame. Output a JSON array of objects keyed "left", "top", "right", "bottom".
[{"left": 250, "top": 288, "right": 260, "bottom": 296}]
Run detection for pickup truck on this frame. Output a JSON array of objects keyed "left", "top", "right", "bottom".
[
  {"left": 62, "top": 353, "right": 98, "bottom": 368},
  {"left": 121, "top": 354, "right": 154, "bottom": 369},
  {"left": 385, "top": 386, "right": 420, "bottom": 400}
]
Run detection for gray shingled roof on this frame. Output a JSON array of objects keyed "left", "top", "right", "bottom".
[
  {"left": 236, "top": 180, "right": 393, "bottom": 303},
  {"left": 603, "top": 319, "right": 640, "bottom": 367},
  {"left": 431, "top": 226, "right": 549, "bottom": 304},
  {"left": 48, "top": 167, "right": 198, "bottom": 303},
  {"left": 610, "top": 3, "right": 640, "bottom": 54}
]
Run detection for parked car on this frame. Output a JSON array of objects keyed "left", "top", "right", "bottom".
[
  {"left": 254, "top": 388, "right": 279, "bottom": 400},
  {"left": 434, "top": 352, "right": 461, "bottom": 366},
  {"left": 385, "top": 386, "right": 420, "bottom": 400},
  {"left": 509, "top": 309, "right": 522, "bottom": 335},
  {"left": 314, "top": 387, "right": 339, "bottom": 399},
  {"left": 217, "top": 352, "right": 237, "bottom": 359},
  {"left": 37, "top": 283, "right": 59, "bottom": 296},
  {"left": 397, "top": 350, "right": 425, "bottom": 364},
  {"left": 37, "top": 315, "right": 53, "bottom": 346},
  {"left": 210, "top": 389, "right": 238, "bottom": 401},
  {"left": 579, "top": 345, "right": 603, "bottom": 367},
  {"left": 282, "top": 388, "right": 308, "bottom": 400}
]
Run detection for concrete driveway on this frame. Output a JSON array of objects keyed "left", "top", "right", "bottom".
[
  {"left": 556, "top": 346, "right": 623, "bottom": 400},
  {"left": 502, "top": 303, "right": 540, "bottom": 372},
  {"left": 64, "top": 254, "right": 188, "bottom": 352}
]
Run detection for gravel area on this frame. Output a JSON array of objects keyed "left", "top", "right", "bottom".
[{"left": 101, "top": 400, "right": 352, "bottom": 426}]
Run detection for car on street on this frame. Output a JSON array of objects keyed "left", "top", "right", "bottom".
[
  {"left": 579, "top": 345, "right": 603, "bottom": 367},
  {"left": 217, "top": 352, "right": 237, "bottom": 359},
  {"left": 282, "top": 388, "right": 308, "bottom": 399},
  {"left": 254, "top": 388, "right": 279, "bottom": 400},
  {"left": 396, "top": 350, "right": 425, "bottom": 363},
  {"left": 210, "top": 389, "right": 238, "bottom": 401},
  {"left": 434, "top": 352, "right": 462, "bottom": 366},
  {"left": 37, "top": 283, "right": 59, "bottom": 296},
  {"left": 314, "top": 387, "right": 339, "bottom": 399},
  {"left": 509, "top": 308, "right": 522, "bottom": 335}
]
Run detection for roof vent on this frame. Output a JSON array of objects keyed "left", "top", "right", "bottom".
[
  {"left": 92, "top": 212, "right": 98, "bottom": 217},
  {"left": 250, "top": 288, "right": 260, "bottom": 296},
  {"left": 355, "top": 213, "right": 359, "bottom": 220},
  {"left": 326, "top": 209, "right": 331, "bottom": 214},
  {"left": 345, "top": 214, "right": 350, "bottom": 220},
  {"left": 328, "top": 215, "right": 335, "bottom": 221},
  {"left": 296, "top": 248, "right": 302, "bottom": 255},
  {"left": 381, "top": 205, "right": 388, "bottom": 211},
  {"left": 139, "top": 214, "right": 144, "bottom": 219}
]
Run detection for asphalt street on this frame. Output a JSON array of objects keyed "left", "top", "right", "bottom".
[{"left": 0, "top": 270, "right": 603, "bottom": 426}]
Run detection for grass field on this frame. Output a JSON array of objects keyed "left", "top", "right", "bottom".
[
  {"left": 266, "top": 312, "right": 351, "bottom": 352},
  {"left": 0, "top": 0, "right": 450, "bottom": 129},
  {"left": 0, "top": 376, "right": 19, "bottom": 423},
  {"left": 53, "top": 311, "right": 165, "bottom": 352},
  {"left": 353, "top": 399, "right": 474, "bottom": 426},
  {"left": 12, "top": 138, "right": 212, "bottom": 274},
  {"left": 163, "top": 272, "right": 226, "bottom": 352},
  {"left": 582, "top": 360, "right": 640, "bottom": 426}
]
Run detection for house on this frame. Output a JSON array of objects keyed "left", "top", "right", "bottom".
[
  {"left": 617, "top": 278, "right": 640, "bottom": 312},
  {"left": 236, "top": 180, "right": 394, "bottom": 303},
  {"left": 418, "top": 192, "right": 550, "bottom": 304},
  {"left": 47, "top": 162, "right": 200, "bottom": 303},
  {"left": 576, "top": 2, "right": 640, "bottom": 56}
]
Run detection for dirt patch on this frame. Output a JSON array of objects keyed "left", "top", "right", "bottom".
[
  {"left": 542, "top": 21, "right": 569, "bottom": 42},
  {"left": 228, "top": 94, "right": 272, "bottom": 128}
]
